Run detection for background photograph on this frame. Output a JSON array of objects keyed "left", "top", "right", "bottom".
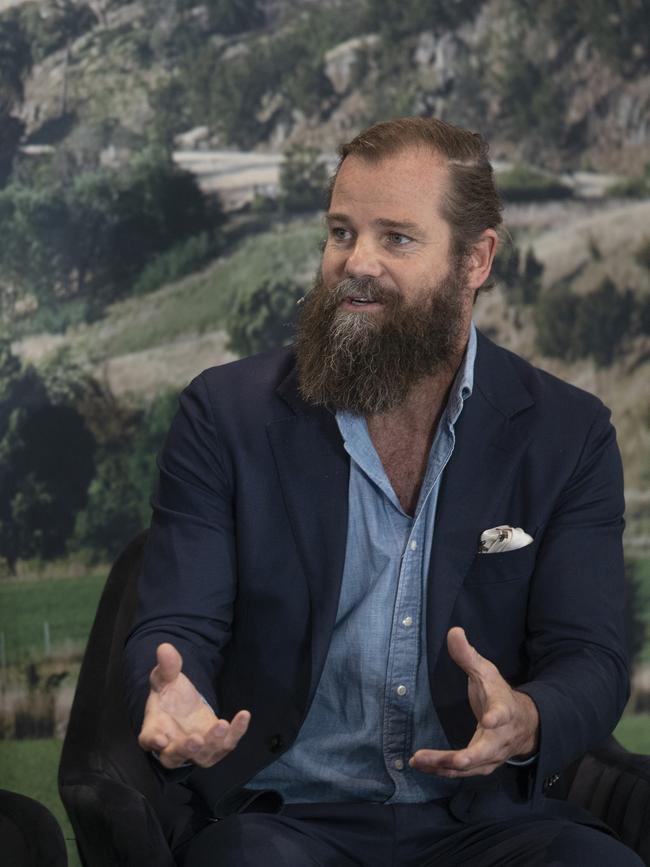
[{"left": 0, "top": 1, "right": 649, "bottom": 863}]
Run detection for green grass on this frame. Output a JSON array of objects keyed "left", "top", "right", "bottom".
[
  {"left": 615, "top": 713, "right": 650, "bottom": 754},
  {"left": 631, "top": 556, "right": 650, "bottom": 664},
  {"left": 0, "top": 739, "right": 81, "bottom": 867},
  {"left": 77, "top": 215, "right": 324, "bottom": 362},
  {"left": 0, "top": 573, "right": 105, "bottom": 667}
]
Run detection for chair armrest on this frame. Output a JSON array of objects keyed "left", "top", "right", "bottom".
[
  {"left": 567, "top": 737, "right": 650, "bottom": 864},
  {"left": 60, "top": 774, "right": 175, "bottom": 867}
]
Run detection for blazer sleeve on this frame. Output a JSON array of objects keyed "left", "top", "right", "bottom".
[
  {"left": 122, "top": 373, "right": 236, "bottom": 732},
  {"left": 517, "top": 400, "right": 629, "bottom": 794}
]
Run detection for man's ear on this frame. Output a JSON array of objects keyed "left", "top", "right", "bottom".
[{"left": 465, "top": 229, "right": 499, "bottom": 292}]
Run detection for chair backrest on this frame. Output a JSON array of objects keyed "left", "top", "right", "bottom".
[
  {"left": 0, "top": 789, "right": 67, "bottom": 867},
  {"left": 58, "top": 531, "right": 191, "bottom": 866}
]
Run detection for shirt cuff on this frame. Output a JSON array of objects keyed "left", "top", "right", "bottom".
[{"left": 506, "top": 753, "right": 538, "bottom": 767}]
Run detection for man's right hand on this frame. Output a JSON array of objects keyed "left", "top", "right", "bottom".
[{"left": 138, "top": 642, "right": 251, "bottom": 769}]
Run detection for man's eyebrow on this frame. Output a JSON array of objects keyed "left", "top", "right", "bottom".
[{"left": 325, "top": 213, "right": 422, "bottom": 233}]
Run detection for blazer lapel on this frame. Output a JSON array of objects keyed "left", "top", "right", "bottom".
[
  {"left": 267, "top": 365, "right": 350, "bottom": 693},
  {"left": 426, "top": 333, "right": 535, "bottom": 670}
]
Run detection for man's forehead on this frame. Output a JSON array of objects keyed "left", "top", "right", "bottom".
[{"left": 329, "top": 146, "right": 450, "bottom": 212}]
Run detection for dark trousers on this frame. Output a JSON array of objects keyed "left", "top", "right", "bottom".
[{"left": 180, "top": 801, "right": 643, "bottom": 867}]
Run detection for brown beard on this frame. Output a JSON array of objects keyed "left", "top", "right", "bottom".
[{"left": 295, "top": 267, "right": 468, "bottom": 414}]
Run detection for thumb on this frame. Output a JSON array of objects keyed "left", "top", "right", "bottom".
[
  {"left": 447, "top": 627, "right": 485, "bottom": 677},
  {"left": 150, "top": 642, "right": 183, "bottom": 691}
]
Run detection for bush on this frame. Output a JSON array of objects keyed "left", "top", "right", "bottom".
[
  {"left": 535, "top": 278, "right": 635, "bottom": 366},
  {"left": 609, "top": 164, "right": 650, "bottom": 199},
  {"left": 132, "top": 231, "right": 223, "bottom": 296},
  {"left": 0, "top": 342, "right": 96, "bottom": 573},
  {"left": 279, "top": 145, "right": 328, "bottom": 214},
  {"left": 226, "top": 278, "right": 304, "bottom": 357},
  {"left": 498, "top": 165, "right": 573, "bottom": 202}
]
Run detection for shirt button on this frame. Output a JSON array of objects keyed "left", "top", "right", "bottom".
[
  {"left": 402, "top": 616, "right": 413, "bottom": 627},
  {"left": 393, "top": 758, "right": 404, "bottom": 770},
  {"left": 410, "top": 540, "right": 418, "bottom": 551},
  {"left": 396, "top": 684, "right": 407, "bottom": 696}
]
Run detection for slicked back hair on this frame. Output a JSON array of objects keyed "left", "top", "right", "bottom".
[{"left": 330, "top": 116, "right": 503, "bottom": 277}]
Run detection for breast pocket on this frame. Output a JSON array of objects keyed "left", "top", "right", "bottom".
[{"left": 464, "top": 532, "right": 538, "bottom": 585}]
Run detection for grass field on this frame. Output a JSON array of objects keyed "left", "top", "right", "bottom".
[{"left": 0, "top": 572, "right": 105, "bottom": 667}]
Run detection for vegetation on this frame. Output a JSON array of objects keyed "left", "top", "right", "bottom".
[
  {"left": 534, "top": 278, "right": 640, "bottom": 367},
  {"left": 279, "top": 145, "right": 329, "bottom": 213},
  {"left": 0, "top": 343, "right": 95, "bottom": 573},
  {"left": 609, "top": 163, "right": 650, "bottom": 199},
  {"left": 0, "top": 148, "right": 220, "bottom": 326},
  {"left": 226, "top": 278, "right": 304, "bottom": 356},
  {"left": 497, "top": 165, "right": 573, "bottom": 202}
]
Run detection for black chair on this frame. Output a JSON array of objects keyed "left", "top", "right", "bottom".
[
  {"left": 59, "top": 532, "right": 650, "bottom": 866},
  {"left": 0, "top": 788, "right": 68, "bottom": 867}
]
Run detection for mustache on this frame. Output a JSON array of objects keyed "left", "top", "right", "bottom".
[{"left": 319, "top": 276, "right": 398, "bottom": 307}]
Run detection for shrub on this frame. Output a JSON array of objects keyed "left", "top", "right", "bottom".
[
  {"left": 226, "top": 279, "right": 304, "bottom": 357},
  {"left": 132, "top": 231, "right": 223, "bottom": 296},
  {"left": 279, "top": 145, "right": 328, "bottom": 214},
  {"left": 608, "top": 164, "right": 650, "bottom": 199},
  {"left": 498, "top": 165, "right": 573, "bottom": 202}
]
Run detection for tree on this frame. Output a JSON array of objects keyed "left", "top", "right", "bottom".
[
  {"left": 279, "top": 145, "right": 328, "bottom": 213},
  {"left": 574, "top": 278, "right": 634, "bottom": 367},
  {"left": 534, "top": 283, "right": 580, "bottom": 361},
  {"left": 226, "top": 279, "right": 304, "bottom": 357},
  {"left": 0, "top": 342, "right": 95, "bottom": 572},
  {"left": 0, "top": 148, "right": 219, "bottom": 318},
  {"left": 0, "top": 12, "right": 32, "bottom": 186},
  {"left": 73, "top": 389, "right": 179, "bottom": 561}
]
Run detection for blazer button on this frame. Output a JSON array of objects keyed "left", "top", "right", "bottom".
[
  {"left": 268, "top": 733, "right": 284, "bottom": 754},
  {"left": 544, "top": 773, "right": 561, "bottom": 791}
]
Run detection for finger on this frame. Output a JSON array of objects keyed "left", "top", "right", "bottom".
[
  {"left": 410, "top": 747, "right": 503, "bottom": 777},
  {"left": 446, "top": 627, "right": 488, "bottom": 677},
  {"left": 157, "top": 733, "right": 207, "bottom": 769},
  {"left": 138, "top": 725, "right": 171, "bottom": 753},
  {"left": 192, "top": 710, "right": 251, "bottom": 767},
  {"left": 481, "top": 700, "right": 512, "bottom": 729},
  {"left": 150, "top": 643, "right": 183, "bottom": 691}
]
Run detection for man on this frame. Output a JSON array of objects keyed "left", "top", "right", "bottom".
[{"left": 123, "top": 117, "right": 639, "bottom": 866}]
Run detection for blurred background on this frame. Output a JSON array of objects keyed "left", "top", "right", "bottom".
[{"left": 0, "top": 0, "right": 649, "bottom": 862}]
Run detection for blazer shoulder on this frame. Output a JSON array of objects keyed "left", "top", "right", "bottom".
[{"left": 477, "top": 331, "right": 610, "bottom": 425}]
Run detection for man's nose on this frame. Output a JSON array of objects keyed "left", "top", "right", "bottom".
[{"left": 344, "top": 237, "right": 383, "bottom": 279}]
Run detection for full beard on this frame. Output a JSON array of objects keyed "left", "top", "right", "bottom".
[{"left": 295, "top": 267, "right": 468, "bottom": 415}]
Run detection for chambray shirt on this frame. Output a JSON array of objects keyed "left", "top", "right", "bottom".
[{"left": 249, "top": 327, "right": 477, "bottom": 803}]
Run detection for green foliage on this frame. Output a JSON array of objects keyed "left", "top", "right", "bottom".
[
  {"left": 73, "top": 390, "right": 179, "bottom": 561},
  {"left": 608, "top": 163, "right": 650, "bottom": 199},
  {"left": 0, "top": 11, "right": 32, "bottom": 108},
  {"left": 0, "top": 342, "right": 95, "bottom": 572},
  {"left": 0, "top": 149, "right": 218, "bottom": 319},
  {"left": 364, "top": 0, "right": 482, "bottom": 37},
  {"left": 132, "top": 231, "right": 223, "bottom": 296},
  {"left": 625, "top": 560, "right": 647, "bottom": 671},
  {"left": 18, "top": 1, "right": 98, "bottom": 63},
  {"left": 226, "top": 278, "right": 304, "bottom": 357},
  {"left": 493, "top": 243, "right": 543, "bottom": 306},
  {"left": 535, "top": 278, "right": 635, "bottom": 366},
  {"left": 279, "top": 145, "right": 328, "bottom": 214},
  {"left": 498, "top": 165, "right": 573, "bottom": 202},
  {"left": 202, "top": 0, "right": 265, "bottom": 35},
  {"left": 636, "top": 239, "right": 650, "bottom": 271}
]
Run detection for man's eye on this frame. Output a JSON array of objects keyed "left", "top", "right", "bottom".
[
  {"left": 330, "top": 227, "right": 351, "bottom": 242},
  {"left": 387, "top": 233, "right": 411, "bottom": 246}
]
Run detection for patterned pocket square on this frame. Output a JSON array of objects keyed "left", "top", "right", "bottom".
[{"left": 479, "top": 525, "right": 534, "bottom": 554}]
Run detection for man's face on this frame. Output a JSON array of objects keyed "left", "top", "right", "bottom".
[
  {"left": 321, "top": 146, "right": 473, "bottom": 325},
  {"left": 295, "top": 146, "right": 474, "bottom": 415}
]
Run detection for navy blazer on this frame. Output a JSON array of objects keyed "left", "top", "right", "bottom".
[{"left": 123, "top": 330, "right": 629, "bottom": 823}]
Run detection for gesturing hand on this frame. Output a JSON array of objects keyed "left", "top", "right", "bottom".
[
  {"left": 409, "top": 627, "right": 539, "bottom": 778},
  {"left": 138, "top": 643, "right": 250, "bottom": 770}
]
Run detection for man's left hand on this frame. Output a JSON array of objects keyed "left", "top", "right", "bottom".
[{"left": 409, "top": 627, "right": 539, "bottom": 777}]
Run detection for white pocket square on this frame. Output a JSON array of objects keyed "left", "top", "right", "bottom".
[{"left": 479, "top": 525, "right": 533, "bottom": 554}]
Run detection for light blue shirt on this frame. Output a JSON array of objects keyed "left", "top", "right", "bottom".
[{"left": 249, "top": 326, "right": 477, "bottom": 803}]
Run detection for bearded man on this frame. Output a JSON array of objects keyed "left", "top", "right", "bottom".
[{"left": 123, "top": 117, "right": 639, "bottom": 866}]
